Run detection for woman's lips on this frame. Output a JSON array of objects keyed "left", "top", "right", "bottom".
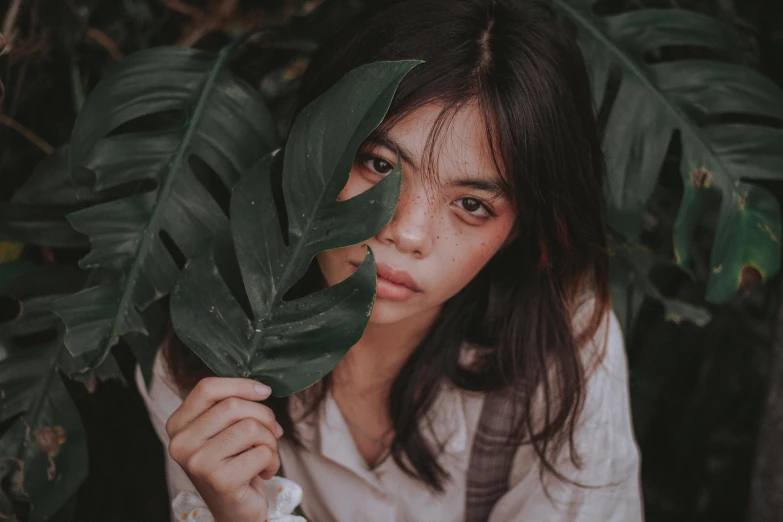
[{"left": 349, "top": 262, "right": 422, "bottom": 301}]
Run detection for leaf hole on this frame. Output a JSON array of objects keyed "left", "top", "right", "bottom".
[
  {"left": 13, "top": 328, "right": 59, "bottom": 348},
  {"left": 282, "top": 259, "right": 327, "bottom": 302},
  {"left": 213, "top": 244, "right": 254, "bottom": 320},
  {"left": 0, "top": 297, "right": 20, "bottom": 324},
  {"left": 638, "top": 130, "right": 683, "bottom": 249},
  {"left": 699, "top": 112, "right": 783, "bottom": 129},
  {"left": 71, "top": 163, "right": 159, "bottom": 203},
  {"left": 188, "top": 154, "right": 231, "bottom": 218},
  {"left": 643, "top": 45, "right": 738, "bottom": 65},
  {"left": 106, "top": 110, "right": 185, "bottom": 137},
  {"left": 159, "top": 229, "right": 187, "bottom": 271},
  {"left": 0, "top": 414, "right": 22, "bottom": 438},
  {"left": 104, "top": 176, "right": 160, "bottom": 199}
]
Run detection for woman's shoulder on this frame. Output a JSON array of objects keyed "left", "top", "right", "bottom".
[
  {"left": 569, "top": 300, "right": 638, "bottom": 470},
  {"left": 501, "top": 303, "right": 640, "bottom": 502},
  {"left": 571, "top": 292, "right": 626, "bottom": 381},
  {"left": 135, "top": 348, "right": 187, "bottom": 441}
]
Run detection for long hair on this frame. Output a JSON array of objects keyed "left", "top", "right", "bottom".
[{"left": 164, "top": 0, "right": 610, "bottom": 493}]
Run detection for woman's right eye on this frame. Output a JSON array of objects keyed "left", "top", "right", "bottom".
[{"left": 357, "top": 155, "right": 395, "bottom": 177}]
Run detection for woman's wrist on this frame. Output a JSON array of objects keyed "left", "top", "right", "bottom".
[{"left": 172, "top": 477, "right": 306, "bottom": 522}]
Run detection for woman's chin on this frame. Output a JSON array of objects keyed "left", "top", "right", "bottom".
[
  {"left": 367, "top": 298, "right": 441, "bottom": 327},
  {"left": 367, "top": 299, "right": 411, "bottom": 325}
]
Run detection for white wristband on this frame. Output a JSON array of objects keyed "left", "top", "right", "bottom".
[{"left": 172, "top": 476, "right": 306, "bottom": 522}]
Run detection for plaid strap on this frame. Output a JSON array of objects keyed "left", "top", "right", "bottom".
[{"left": 464, "top": 387, "right": 522, "bottom": 522}]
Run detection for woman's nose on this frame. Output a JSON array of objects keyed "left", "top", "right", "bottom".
[{"left": 375, "top": 183, "right": 435, "bottom": 259}]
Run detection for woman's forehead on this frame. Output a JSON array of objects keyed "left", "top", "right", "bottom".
[{"left": 381, "top": 102, "right": 506, "bottom": 187}]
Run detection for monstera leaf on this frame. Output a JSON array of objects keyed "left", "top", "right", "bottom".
[
  {"left": 170, "top": 60, "right": 418, "bottom": 396},
  {"left": 609, "top": 238, "right": 712, "bottom": 333},
  {"left": 0, "top": 266, "right": 122, "bottom": 522},
  {"left": 50, "top": 41, "right": 279, "bottom": 371},
  {"left": 0, "top": 148, "right": 102, "bottom": 249},
  {"left": 553, "top": 1, "right": 783, "bottom": 303}
]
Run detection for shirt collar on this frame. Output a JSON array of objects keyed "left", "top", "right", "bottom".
[{"left": 289, "top": 381, "right": 469, "bottom": 482}]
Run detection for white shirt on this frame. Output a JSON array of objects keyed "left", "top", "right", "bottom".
[{"left": 135, "top": 309, "right": 643, "bottom": 522}]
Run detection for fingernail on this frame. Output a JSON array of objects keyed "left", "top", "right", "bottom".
[
  {"left": 255, "top": 383, "right": 271, "bottom": 397},
  {"left": 275, "top": 422, "right": 284, "bottom": 437}
]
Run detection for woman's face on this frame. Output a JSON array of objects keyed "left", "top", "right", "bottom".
[{"left": 316, "top": 102, "right": 517, "bottom": 326}]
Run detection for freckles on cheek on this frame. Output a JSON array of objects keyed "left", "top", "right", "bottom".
[{"left": 457, "top": 231, "right": 508, "bottom": 275}]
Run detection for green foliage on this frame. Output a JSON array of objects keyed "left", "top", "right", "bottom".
[
  {"left": 0, "top": 265, "right": 122, "bottom": 522},
  {"left": 171, "top": 61, "right": 414, "bottom": 396},
  {"left": 48, "top": 43, "right": 279, "bottom": 370},
  {"left": 0, "top": 148, "right": 98, "bottom": 249},
  {"left": 552, "top": 0, "right": 783, "bottom": 334}
]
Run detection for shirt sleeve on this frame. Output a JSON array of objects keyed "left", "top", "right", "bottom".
[{"left": 487, "top": 310, "right": 644, "bottom": 522}]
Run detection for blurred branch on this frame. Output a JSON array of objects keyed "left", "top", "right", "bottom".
[
  {"left": 160, "top": 0, "right": 204, "bottom": 19},
  {"left": 1, "top": 0, "right": 23, "bottom": 48},
  {"left": 5, "top": 0, "right": 45, "bottom": 117},
  {"left": 85, "top": 28, "right": 123, "bottom": 61},
  {"left": 176, "top": 0, "right": 239, "bottom": 47},
  {"left": 0, "top": 114, "right": 53, "bottom": 154},
  {"left": 162, "top": 0, "right": 325, "bottom": 48}
]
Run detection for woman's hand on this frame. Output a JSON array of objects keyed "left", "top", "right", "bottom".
[{"left": 166, "top": 377, "right": 284, "bottom": 522}]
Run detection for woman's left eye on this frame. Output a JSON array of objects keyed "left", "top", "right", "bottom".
[
  {"left": 359, "top": 155, "right": 395, "bottom": 176},
  {"left": 456, "top": 197, "right": 492, "bottom": 217}
]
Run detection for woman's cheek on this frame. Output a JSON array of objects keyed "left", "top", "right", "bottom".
[
  {"left": 441, "top": 228, "right": 510, "bottom": 295},
  {"left": 339, "top": 169, "right": 373, "bottom": 201}
]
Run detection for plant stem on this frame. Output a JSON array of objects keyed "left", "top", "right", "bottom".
[
  {"left": 1, "top": 0, "right": 23, "bottom": 42},
  {"left": 0, "top": 113, "right": 52, "bottom": 154},
  {"left": 86, "top": 28, "right": 124, "bottom": 61}
]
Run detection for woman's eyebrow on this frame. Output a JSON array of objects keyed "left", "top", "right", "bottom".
[
  {"left": 362, "top": 136, "right": 418, "bottom": 170},
  {"left": 362, "top": 136, "right": 510, "bottom": 199},
  {"left": 447, "top": 175, "right": 509, "bottom": 199}
]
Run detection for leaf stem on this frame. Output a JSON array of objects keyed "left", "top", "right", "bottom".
[
  {"left": 85, "top": 43, "right": 236, "bottom": 370},
  {"left": 0, "top": 114, "right": 53, "bottom": 154}
]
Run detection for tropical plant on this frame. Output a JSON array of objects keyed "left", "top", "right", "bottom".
[
  {"left": 0, "top": 31, "right": 278, "bottom": 522},
  {"left": 0, "top": 263, "right": 125, "bottom": 520},
  {"left": 170, "top": 61, "right": 414, "bottom": 396},
  {"left": 551, "top": 0, "right": 783, "bottom": 331},
  {"left": 48, "top": 41, "right": 279, "bottom": 372}
]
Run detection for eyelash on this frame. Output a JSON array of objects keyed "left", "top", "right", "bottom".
[
  {"left": 456, "top": 197, "right": 495, "bottom": 219},
  {"left": 355, "top": 152, "right": 496, "bottom": 220},
  {"left": 357, "top": 154, "right": 395, "bottom": 177}
]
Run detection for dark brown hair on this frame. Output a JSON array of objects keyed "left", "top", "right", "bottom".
[{"left": 164, "top": 0, "right": 610, "bottom": 493}]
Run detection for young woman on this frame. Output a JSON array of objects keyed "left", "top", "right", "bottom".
[{"left": 136, "top": 0, "right": 643, "bottom": 520}]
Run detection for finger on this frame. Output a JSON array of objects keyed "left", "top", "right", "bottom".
[
  {"left": 172, "top": 398, "right": 282, "bottom": 457},
  {"left": 202, "top": 418, "right": 279, "bottom": 462},
  {"left": 218, "top": 445, "right": 281, "bottom": 490},
  {"left": 166, "top": 377, "right": 271, "bottom": 437},
  {"left": 183, "top": 418, "right": 278, "bottom": 481},
  {"left": 249, "top": 475, "right": 266, "bottom": 494}
]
